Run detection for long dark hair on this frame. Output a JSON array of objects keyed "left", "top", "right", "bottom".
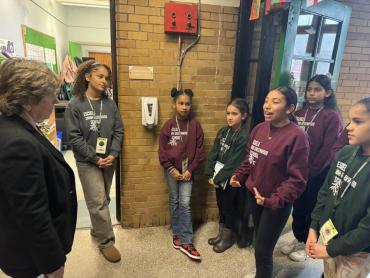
[
  {"left": 275, "top": 86, "right": 298, "bottom": 124},
  {"left": 303, "top": 74, "right": 338, "bottom": 110},
  {"left": 73, "top": 60, "right": 111, "bottom": 100},
  {"left": 227, "top": 98, "right": 249, "bottom": 124}
]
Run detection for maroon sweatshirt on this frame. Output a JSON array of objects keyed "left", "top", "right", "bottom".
[
  {"left": 159, "top": 116, "right": 205, "bottom": 174},
  {"left": 330, "top": 126, "right": 349, "bottom": 160},
  {"left": 295, "top": 107, "right": 342, "bottom": 177},
  {"left": 234, "top": 122, "right": 309, "bottom": 209}
]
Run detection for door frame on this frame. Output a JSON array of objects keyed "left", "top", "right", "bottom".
[{"left": 109, "top": 0, "right": 121, "bottom": 223}]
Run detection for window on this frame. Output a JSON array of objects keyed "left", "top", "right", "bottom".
[{"left": 290, "top": 12, "right": 340, "bottom": 99}]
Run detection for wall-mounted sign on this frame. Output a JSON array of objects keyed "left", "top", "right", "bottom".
[{"left": 129, "top": 66, "right": 154, "bottom": 80}]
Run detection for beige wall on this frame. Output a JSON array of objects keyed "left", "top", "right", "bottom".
[{"left": 115, "top": 0, "right": 239, "bottom": 227}]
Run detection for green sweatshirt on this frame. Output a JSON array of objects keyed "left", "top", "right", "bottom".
[
  {"left": 205, "top": 125, "right": 249, "bottom": 186},
  {"left": 310, "top": 145, "right": 370, "bottom": 257}
]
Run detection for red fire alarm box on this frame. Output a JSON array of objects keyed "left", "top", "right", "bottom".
[{"left": 164, "top": 2, "right": 198, "bottom": 35}]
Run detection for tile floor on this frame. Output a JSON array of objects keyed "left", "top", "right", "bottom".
[{"left": 0, "top": 222, "right": 327, "bottom": 278}]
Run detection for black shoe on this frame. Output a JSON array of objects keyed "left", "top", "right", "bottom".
[
  {"left": 213, "top": 227, "right": 235, "bottom": 253},
  {"left": 237, "top": 227, "right": 253, "bottom": 248},
  {"left": 208, "top": 223, "right": 224, "bottom": 245}
]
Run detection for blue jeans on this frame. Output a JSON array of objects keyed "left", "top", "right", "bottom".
[{"left": 164, "top": 171, "right": 193, "bottom": 244}]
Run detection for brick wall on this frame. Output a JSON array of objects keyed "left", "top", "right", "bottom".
[
  {"left": 337, "top": 0, "right": 370, "bottom": 123},
  {"left": 115, "top": 0, "right": 239, "bottom": 227}
]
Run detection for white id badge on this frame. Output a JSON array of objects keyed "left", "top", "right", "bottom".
[
  {"left": 96, "top": 137, "right": 108, "bottom": 154},
  {"left": 182, "top": 158, "right": 188, "bottom": 174}
]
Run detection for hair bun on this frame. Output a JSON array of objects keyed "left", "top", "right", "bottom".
[
  {"left": 170, "top": 88, "right": 178, "bottom": 98},
  {"left": 184, "top": 89, "right": 193, "bottom": 97}
]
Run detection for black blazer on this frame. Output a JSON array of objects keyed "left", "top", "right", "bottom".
[{"left": 0, "top": 115, "right": 77, "bottom": 275}]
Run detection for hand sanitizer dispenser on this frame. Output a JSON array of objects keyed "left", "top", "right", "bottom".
[{"left": 141, "top": 97, "right": 158, "bottom": 128}]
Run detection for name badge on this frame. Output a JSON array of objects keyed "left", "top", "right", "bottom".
[
  {"left": 320, "top": 218, "right": 338, "bottom": 245},
  {"left": 182, "top": 158, "right": 188, "bottom": 174},
  {"left": 96, "top": 137, "right": 108, "bottom": 154}
]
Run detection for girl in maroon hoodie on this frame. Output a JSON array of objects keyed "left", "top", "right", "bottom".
[
  {"left": 231, "top": 87, "right": 309, "bottom": 278},
  {"left": 282, "top": 75, "right": 342, "bottom": 262},
  {"left": 158, "top": 88, "right": 205, "bottom": 261}
]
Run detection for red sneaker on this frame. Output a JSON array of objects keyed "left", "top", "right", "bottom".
[
  {"left": 172, "top": 235, "right": 181, "bottom": 249},
  {"left": 180, "top": 244, "right": 201, "bottom": 260}
]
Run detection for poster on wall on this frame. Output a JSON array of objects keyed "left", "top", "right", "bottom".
[
  {"left": 21, "top": 24, "right": 58, "bottom": 74},
  {"left": 0, "top": 38, "right": 15, "bottom": 57}
]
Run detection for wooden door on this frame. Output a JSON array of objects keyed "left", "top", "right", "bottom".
[{"left": 88, "top": 51, "right": 112, "bottom": 69}]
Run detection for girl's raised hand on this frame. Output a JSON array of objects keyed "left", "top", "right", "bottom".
[
  {"left": 230, "top": 175, "right": 241, "bottom": 187},
  {"left": 253, "top": 187, "right": 265, "bottom": 205}
]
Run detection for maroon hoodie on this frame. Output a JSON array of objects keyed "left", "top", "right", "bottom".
[
  {"left": 234, "top": 122, "right": 309, "bottom": 209},
  {"left": 330, "top": 127, "right": 348, "bottom": 160},
  {"left": 295, "top": 107, "right": 342, "bottom": 177},
  {"left": 159, "top": 116, "right": 205, "bottom": 174}
]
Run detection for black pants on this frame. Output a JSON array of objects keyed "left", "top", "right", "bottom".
[
  {"left": 292, "top": 167, "right": 329, "bottom": 242},
  {"left": 216, "top": 185, "right": 250, "bottom": 231},
  {"left": 1, "top": 267, "right": 40, "bottom": 278},
  {"left": 248, "top": 191, "right": 292, "bottom": 278}
]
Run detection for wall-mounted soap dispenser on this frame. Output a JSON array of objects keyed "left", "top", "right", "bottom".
[{"left": 141, "top": 97, "right": 158, "bottom": 129}]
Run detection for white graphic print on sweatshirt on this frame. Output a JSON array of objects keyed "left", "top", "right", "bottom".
[{"left": 83, "top": 111, "right": 108, "bottom": 132}]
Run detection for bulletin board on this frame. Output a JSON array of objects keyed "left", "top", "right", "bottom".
[{"left": 21, "top": 24, "right": 58, "bottom": 73}]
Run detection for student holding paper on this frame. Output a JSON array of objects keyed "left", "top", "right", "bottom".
[{"left": 205, "top": 98, "right": 252, "bottom": 253}]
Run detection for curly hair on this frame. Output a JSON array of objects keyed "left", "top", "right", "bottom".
[
  {"left": 73, "top": 60, "right": 112, "bottom": 100},
  {"left": 0, "top": 58, "right": 60, "bottom": 116}
]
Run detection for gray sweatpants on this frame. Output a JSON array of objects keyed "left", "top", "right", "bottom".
[{"left": 76, "top": 161, "right": 115, "bottom": 249}]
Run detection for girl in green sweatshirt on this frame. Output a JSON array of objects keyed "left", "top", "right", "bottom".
[
  {"left": 205, "top": 98, "right": 252, "bottom": 253},
  {"left": 308, "top": 97, "right": 370, "bottom": 278}
]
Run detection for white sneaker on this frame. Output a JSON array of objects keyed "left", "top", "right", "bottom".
[
  {"left": 243, "top": 271, "right": 256, "bottom": 278},
  {"left": 289, "top": 243, "right": 307, "bottom": 262},
  {"left": 280, "top": 238, "right": 300, "bottom": 255}
]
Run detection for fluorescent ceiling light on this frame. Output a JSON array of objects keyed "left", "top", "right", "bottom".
[{"left": 60, "top": 2, "right": 109, "bottom": 9}]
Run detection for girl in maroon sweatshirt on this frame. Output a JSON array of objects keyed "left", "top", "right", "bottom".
[
  {"left": 231, "top": 87, "right": 309, "bottom": 278},
  {"left": 158, "top": 88, "right": 205, "bottom": 261},
  {"left": 283, "top": 75, "right": 342, "bottom": 262}
]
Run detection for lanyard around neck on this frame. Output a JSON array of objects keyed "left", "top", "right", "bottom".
[
  {"left": 334, "top": 147, "right": 370, "bottom": 207},
  {"left": 87, "top": 97, "right": 103, "bottom": 129},
  {"left": 303, "top": 107, "right": 323, "bottom": 132},
  {"left": 175, "top": 116, "right": 189, "bottom": 141},
  {"left": 219, "top": 127, "right": 240, "bottom": 161}
]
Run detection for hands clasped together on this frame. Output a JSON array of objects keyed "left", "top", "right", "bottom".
[
  {"left": 170, "top": 169, "right": 192, "bottom": 181},
  {"left": 96, "top": 155, "right": 115, "bottom": 168},
  {"left": 306, "top": 228, "right": 329, "bottom": 259}
]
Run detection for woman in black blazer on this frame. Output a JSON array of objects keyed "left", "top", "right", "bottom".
[{"left": 0, "top": 59, "right": 77, "bottom": 278}]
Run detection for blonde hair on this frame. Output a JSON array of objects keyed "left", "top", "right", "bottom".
[
  {"left": 73, "top": 60, "right": 111, "bottom": 100},
  {"left": 0, "top": 58, "right": 60, "bottom": 116}
]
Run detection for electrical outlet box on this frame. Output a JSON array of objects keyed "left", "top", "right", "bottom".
[{"left": 164, "top": 2, "right": 198, "bottom": 35}]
